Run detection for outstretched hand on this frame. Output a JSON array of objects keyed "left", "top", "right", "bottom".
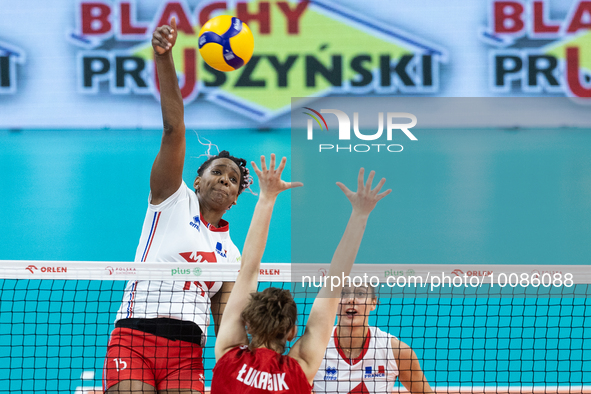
[
  {"left": 337, "top": 168, "right": 391, "bottom": 215},
  {"left": 152, "top": 17, "right": 178, "bottom": 55},
  {"left": 251, "top": 154, "right": 303, "bottom": 199}
]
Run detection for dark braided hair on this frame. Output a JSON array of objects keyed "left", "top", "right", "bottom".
[
  {"left": 241, "top": 287, "right": 298, "bottom": 353},
  {"left": 197, "top": 150, "right": 253, "bottom": 194}
]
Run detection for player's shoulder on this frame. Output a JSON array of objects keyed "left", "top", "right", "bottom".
[
  {"left": 219, "top": 345, "right": 249, "bottom": 362},
  {"left": 389, "top": 335, "right": 415, "bottom": 363},
  {"left": 283, "top": 353, "right": 312, "bottom": 384},
  {"left": 229, "top": 241, "right": 241, "bottom": 257},
  {"left": 149, "top": 181, "right": 193, "bottom": 209},
  {"left": 370, "top": 326, "right": 396, "bottom": 340},
  {"left": 367, "top": 326, "right": 403, "bottom": 357},
  {"left": 256, "top": 348, "right": 303, "bottom": 374}
]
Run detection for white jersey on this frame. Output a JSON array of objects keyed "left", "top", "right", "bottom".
[
  {"left": 313, "top": 326, "right": 399, "bottom": 394},
  {"left": 115, "top": 182, "right": 241, "bottom": 345}
]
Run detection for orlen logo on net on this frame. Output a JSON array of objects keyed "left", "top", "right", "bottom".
[
  {"left": 451, "top": 269, "right": 492, "bottom": 277},
  {"left": 25, "top": 265, "right": 67, "bottom": 274},
  {"left": 304, "top": 107, "right": 417, "bottom": 153}
]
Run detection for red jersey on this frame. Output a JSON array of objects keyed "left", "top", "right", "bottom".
[{"left": 211, "top": 346, "right": 312, "bottom": 393}]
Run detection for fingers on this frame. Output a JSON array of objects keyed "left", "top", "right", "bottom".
[
  {"left": 376, "top": 189, "right": 392, "bottom": 200},
  {"left": 152, "top": 18, "right": 176, "bottom": 55},
  {"left": 152, "top": 25, "right": 174, "bottom": 54},
  {"left": 372, "top": 177, "right": 386, "bottom": 194},
  {"left": 165, "top": 26, "right": 173, "bottom": 50},
  {"left": 276, "top": 156, "right": 287, "bottom": 175},
  {"left": 357, "top": 168, "right": 365, "bottom": 192},
  {"left": 152, "top": 32, "right": 167, "bottom": 53},
  {"left": 250, "top": 161, "right": 262, "bottom": 177},
  {"left": 340, "top": 169, "right": 391, "bottom": 208},
  {"left": 253, "top": 155, "right": 301, "bottom": 196},
  {"left": 259, "top": 154, "right": 288, "bottom": 174},
  {"left": 161, "top": 26, "right": 173, "bottom": 38},
  {"left": 287, "top": 181, "right": 304, "bottom": 189},
  {"left": 260, "top": 155, "right": 267, "bottom": 172},
  {"left": 152, "top": 40, "right": 165, "bottom": 55},
  {"left": 365, "top": 170, "right": 376, "bottom": 190},
  {"left": 336, "top": 182, "right": 352, "bottom": 196}
]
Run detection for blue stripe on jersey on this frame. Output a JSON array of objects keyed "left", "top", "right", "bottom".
[
  {"left": 141, "top": 211, "right": 159, "bottom": 262},
  {"left": 125, "top": 281, "right": 137, "bottom": 318}
]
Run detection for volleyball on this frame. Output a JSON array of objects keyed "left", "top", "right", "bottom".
[{"left": 198, "top": 15, "right": 254, "bottom": 72}]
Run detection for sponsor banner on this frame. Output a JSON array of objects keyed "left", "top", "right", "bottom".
[
  {"left": 481, "top": 0, "right": 591, "bottom": 98},
  {"left": 2, "top": 0, "right": 590, "bottom": 129},
  {"left": 0, "top": 260, "right": 289, "bottom": 281},
  {"left": 3, "top": 260, "right": 590, "bottom": 284},
  {"left": 71, "top": 0, "right": 446, "bottom": 121},
  {"left": 105, "top": 266, "right": 137, "bottom": 276},
  {"left": 24, "top": 264, "right": 68, "bottom": 274},
  {"left": 0, "top": 0, "right": 449, "bottom": 128}
]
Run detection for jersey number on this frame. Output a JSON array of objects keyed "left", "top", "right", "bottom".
[{"left": 113, "top": 358, "right": 127, "bottom": 372}]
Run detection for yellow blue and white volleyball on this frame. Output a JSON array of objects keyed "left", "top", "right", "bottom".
[{"left": 198, "top": 15, "right": 254, "bottom": 72}]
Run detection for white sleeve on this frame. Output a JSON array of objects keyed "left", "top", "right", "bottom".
[
  {"left": 229, "top": 242, "right": 241, "bottom": 264},
  {"left": 147, "top": 181, "right": 192, "bottom": 211}
]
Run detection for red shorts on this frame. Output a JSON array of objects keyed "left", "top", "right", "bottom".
[{"left": 103, "top": 327, "right": 204, "bottom": 392}]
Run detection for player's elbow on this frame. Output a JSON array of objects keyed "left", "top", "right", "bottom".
[{"left": 162, "top": 120, "right": 178, "bottom": 136}]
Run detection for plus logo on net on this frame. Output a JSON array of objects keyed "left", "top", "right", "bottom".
[{"left": 303, "top": 107, "right": 417, "bottom": 153}]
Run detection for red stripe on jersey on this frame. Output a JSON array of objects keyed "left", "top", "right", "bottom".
[
  {"left": 334, "top": 327, "right": 371, "bottom": 365},
  {"left": 126, "top": 280, "right": 137, "bottom": 318}
]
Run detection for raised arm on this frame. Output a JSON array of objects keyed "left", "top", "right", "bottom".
[
  {"left": 289, "top": 168, "right": 391, "bottom": 382},
  {"left": 210, "top": 281, "right": 234, "bottom": 336},
  {"left": 150, "top": 17, "right": 186, "bottom": 205},
  {"left": 393, "top": 338, "right": 435, "bottom": 394},
  {"left": 214, "top": 155, "right": 302, "bottom": 360}
]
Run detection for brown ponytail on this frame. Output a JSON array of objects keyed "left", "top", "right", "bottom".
[{"left": 241, "top": 287, "right": 298, "bottom": 353}]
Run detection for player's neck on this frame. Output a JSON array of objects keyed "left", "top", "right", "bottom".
[
  {"left": 337, "top": 324, "right": 369, "bottom": 357},
  {"left": 198, "top": 201, "right": 226, "bottom": 227},
  {"left": 201, "top": 210, "right": 224, "bottom": 227}
]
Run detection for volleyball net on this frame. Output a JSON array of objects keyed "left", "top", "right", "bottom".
[{"left": 1, "top": 260, "right": 590, "bottom": 393}]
